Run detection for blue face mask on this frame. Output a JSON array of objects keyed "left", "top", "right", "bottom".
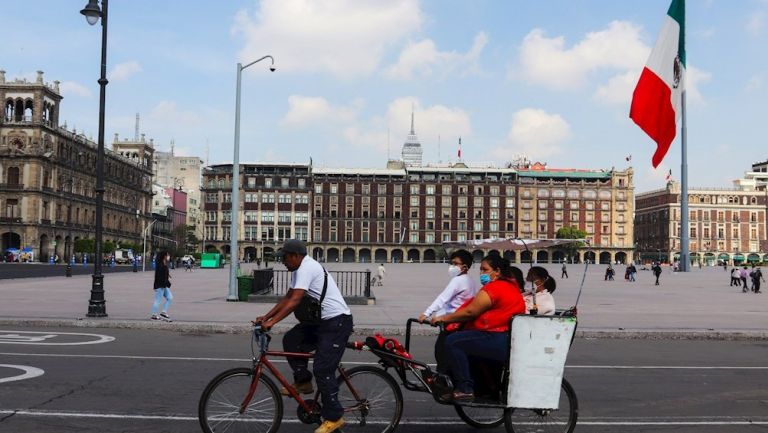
[{"left": 479, "top": 274, "right": 491, "bottom": 286}]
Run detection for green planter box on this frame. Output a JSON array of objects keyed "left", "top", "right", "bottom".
[{"left": 237, "top": 276, "right": 254, "bottom": 301}]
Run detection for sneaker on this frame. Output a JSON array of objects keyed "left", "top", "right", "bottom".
[
  {"left": 441, "top": 391, "right": 474, "bottom": 402},
  {"left": 150, "top": 315, "right": 161, "bottom": 321},
  {"left": 280, "top": 381, "right": 314, "bottom": 396},
  {"left": 314, "top": 418, "right": 345, "bottom": 433},
  {"left": 160, "top": 312, "right": 173, "bottom": 322}
]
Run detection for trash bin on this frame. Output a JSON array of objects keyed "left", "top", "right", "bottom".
[
  {"left": 253, "top": 268, "right": 274, "bottom": 295},
  {"left": 237, "top": 276, "right": 254, "bottom": 301}
]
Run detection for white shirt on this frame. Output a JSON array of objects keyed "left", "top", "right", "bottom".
[
  {"left": 524, "top": 291, "right": 556, "bottom": 316},
  {"left": 291, "top": 256, "right": 351, "bottom": 320},
  {"left": 423, "top": 273, "right": 479, "bottom": 317}
]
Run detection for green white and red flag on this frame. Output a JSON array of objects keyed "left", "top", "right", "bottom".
[{"left": 630, "top": 0, "right": 685, "bottom": 168}]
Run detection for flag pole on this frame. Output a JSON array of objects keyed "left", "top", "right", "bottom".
[{"left": 680, "top": 89, "right": 689, "bottom": 271}]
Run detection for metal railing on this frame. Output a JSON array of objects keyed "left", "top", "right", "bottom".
[{"left": 263, "top": 269, "right": 372, "bottom": 299}]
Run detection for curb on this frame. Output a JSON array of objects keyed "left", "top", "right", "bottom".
[{"left": 1, "top": 318, "right": 766, "bottom": 340}]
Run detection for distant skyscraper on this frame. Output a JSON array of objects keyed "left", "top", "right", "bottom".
[{"left": 401, "top": 108, "right": 423, "bottom": 167}]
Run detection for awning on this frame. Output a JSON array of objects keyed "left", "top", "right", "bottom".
[{"left": 443, "top": 238, "right": 586, "bottom": 251}]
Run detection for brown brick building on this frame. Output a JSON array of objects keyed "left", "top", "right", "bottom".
[{"left": 202, "top": 162, "right": 635, "bottom": 264}]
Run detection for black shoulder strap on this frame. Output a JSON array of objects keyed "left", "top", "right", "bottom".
[{"left": 319, "top": 268, "right": 328, "bottom": 303}]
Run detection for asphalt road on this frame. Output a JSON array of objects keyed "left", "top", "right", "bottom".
[
  {"left": 0, "top": 327, "right": 766, "bottom": 433},
  {"left": 0, "top": 263, "right": 151, "bottom": 279}
]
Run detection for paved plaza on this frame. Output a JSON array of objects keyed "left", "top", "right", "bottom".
[{"left": 0, "top": 261, "right": 766, "bottom": 336}]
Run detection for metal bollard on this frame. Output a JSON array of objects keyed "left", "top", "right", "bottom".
[{"left": 66, "top": 263, "right": 72, "bottom": 277}]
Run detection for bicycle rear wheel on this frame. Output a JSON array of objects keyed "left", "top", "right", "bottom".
[
  {"left": 503, "top": 378, "right": 578, "bottom": 433},
  {"left": 455, "top": 404, "right": 505, "bottom": 428},
  {"left": 199, "top": 367, "right": 283, "bottom": 433},
  {"left": 337, "top": 366, "right": 403, "bottom": 433}
]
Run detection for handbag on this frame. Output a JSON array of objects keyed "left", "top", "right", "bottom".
[{"left": 294, "top": 269, "right": 328, "bottom": 324}]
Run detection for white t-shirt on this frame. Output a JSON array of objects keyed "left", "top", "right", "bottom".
[
  {"left": 524, "top": 291, "right": 556, "bottom": 316},
  {"left": 423, "top": 273, "right": 480, "bottom": 317},
  {"left": 291, "top": 256, "right": 351, "bottom": 320}
]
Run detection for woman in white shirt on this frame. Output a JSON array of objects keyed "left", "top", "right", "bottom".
[
  {"left": 524, "top": 266, "right": 556, "bottom": 315},
  {"left": 418, "top": 250, "right": 479, "bottom": 372}
]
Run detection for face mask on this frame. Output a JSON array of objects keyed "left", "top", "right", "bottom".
[
  {"left": 479, "top": 273, "right": 491, "bottom": 285},
  {"left": 448, "top": 265, "right": 462, "bottom": 278}
]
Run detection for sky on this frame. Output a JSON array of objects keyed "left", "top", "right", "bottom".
[{"left": 3, "top": 0, "right": 768, "bottom": 193}]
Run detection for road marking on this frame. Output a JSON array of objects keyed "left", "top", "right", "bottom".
[
  {"left": 1, "top": 352, "right": 767, "bottom": 370},
  {"left": 0, "top": 409, "right": 766, "bottom": 426},
  {"left": 0, "top": 330, "right": 114, "bottom": 346},
  {"left": 0, "top": 365, "right": 45, "bottom": 383}
]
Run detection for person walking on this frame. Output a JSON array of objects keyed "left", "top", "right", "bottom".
[
  {"left": 377, "top": 263, "right": 386, "bottom": 286},
  {"left": 652, "top": 262, "right": 662, "bottom": 286},
  {"left": 151, "top": 250, "right": 173, "bottom": 322},
  {"left": 629, "top": 264, "right": 637, "bottom": 282},
  {"left": 740, "top": 266, "right": 750, "bottom": 292},
  {"left": 254, "top": 239, "right": 353, "bottom": 433},
  {"left": 561, "top": 263, "right": 568, "bottom": 279},
  {"left": 730, "top": 268, "right": 739, "bottom": 287},
  {"left": 751, "top": 267, "right": 764, "bottom": 294}
]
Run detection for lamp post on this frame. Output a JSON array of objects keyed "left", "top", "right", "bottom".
[
  {"left": 81, "top": 0, "right": 108, "bottom": 317},
  {"left": 228, "top": 55, "right": 275, "bottom": 301}
]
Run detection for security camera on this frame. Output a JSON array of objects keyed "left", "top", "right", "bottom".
[{"left": 269, "top": 66, "right": 276, "bottom": 72}]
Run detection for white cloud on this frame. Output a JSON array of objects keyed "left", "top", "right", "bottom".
[
  {"left": 516, "top": 21, "right": 649, "bottom": 90},
  {"left": 747, "top": 11, "right": 766, "bottom": 36},
  {"left": 492, "top": 108, "right": 570, "bottom": 160},
  {"left": 281, "top": 95, "right": 361, "bottom": 127},
  {"left": 686, "top": 65, "right": 712, "bottom": 105},
  {"left": 232, "top": 0, "right": 422, "bottom": 78},
  {"left": 386, "top": 32, "right": 488, "bottom": 80},
  {"left": 594, "top": 70, "right": 640, "bottom": 106},
  {"left": 109, "top": 61, "right": 142, "bottom": 81},
  {"left": 59, "top": 81, "right": 93, "bottom": 98},
  {"left": 746, "top": 74, "right": 764, "bottom": 91},
  {"left": 149, "top": 100, "right": 204, "bottom": 126}
]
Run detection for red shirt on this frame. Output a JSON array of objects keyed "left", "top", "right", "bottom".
[{"left": 464, "top": 279, "right": 526, "bottom": 332}]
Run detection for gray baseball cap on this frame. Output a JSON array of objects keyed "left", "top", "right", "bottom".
[{"left": 275, "top": 239, "right": 307, "bottom": 258}]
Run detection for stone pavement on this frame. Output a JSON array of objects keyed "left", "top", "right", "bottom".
[{"left": 0, "top": 262, "right": 766, "bottom": 338}]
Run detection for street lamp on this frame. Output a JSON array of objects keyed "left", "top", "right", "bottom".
[
  {"left": 81, "top": 0, "right": 108, "bottom": 317},
  {"left": 228, "top": 55, "right": 275, "bottom": 301}
]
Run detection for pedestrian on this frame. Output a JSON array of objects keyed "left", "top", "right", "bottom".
[
  {"left": 652, "top": 262, "right": 662, "bottom": 286},
  {"left": 184, "top": 257, "right": 193, "bottom": 272},
  {"left": 740, "top": 266, "right": 750, "bottom": 292},
  {"left": 256, "top": 257, "right": 262, "bottom": 268},
  {"left": 629, "top": 264, "right": 637, "bottom": 282},
  {"left": 561, "top": 263, "right": 568, "bottom": 279},
  {"left": 253, "top": 239, "right": 352, "bottom": 433},
  {"left": 151, "top": 250, "right": 173, "bottom": 322},
  {"left": 418, "top": 250, "right": 479, "bottom": 373},
  {"left": 377, "top": 263, "right": 386, "bottom": 286},
  {"left": 624, "top": 266, "right": 630, "bottom": 281},
  {"left": 751, "top": 267, "right": 764, "bottom": 293},
  {"left": 730, "top": 268, "right": 739, "bottom": 287}
]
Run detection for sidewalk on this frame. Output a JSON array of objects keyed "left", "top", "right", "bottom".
[{"left": 1, "top": 262, "right": 766, "bottom": 338}]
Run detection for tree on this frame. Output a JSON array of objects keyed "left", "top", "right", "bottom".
[
  {"left": 74, "top": 238, "right": 95, "bottom": 254},
  {"left": 556, "top": 226, "right": 587, "bottom": 262}
]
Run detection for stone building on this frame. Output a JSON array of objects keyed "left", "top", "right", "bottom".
[
  {"left": 635, "top": 177, "right": 768, "bottom": 265},
  {"left": 0, "top": 70, "right": 153, "bottom": 260},
  {"left": 201, "top": 160, "right": 635, "bottom": 264},
  {"left": 152, "top": 141, "right": 203, "bottom": 233}
]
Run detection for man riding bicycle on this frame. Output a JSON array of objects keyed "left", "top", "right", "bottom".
[{"left": 254, "top": 239, "right": 353, "bottom": 433}]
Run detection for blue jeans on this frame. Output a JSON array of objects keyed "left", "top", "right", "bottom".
[
  {"left": 283, "top": 314, "right": 354, "bottom": 421},
  {"left": 151, "top": 287, "right": 173, "bottom": 314},
  {"left": 444, "top": 330, "right": 509, "bottom": 393}
]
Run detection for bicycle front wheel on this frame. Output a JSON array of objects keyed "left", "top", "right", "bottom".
[
  {"left": 198, "top": 367, "right": 283, "bottom": 433},
  {"left": 504, "top": 378, "right": 578, "bottom": 433},
  {"left": 337, "top": 366, "right": 403, "bottom": 433}
]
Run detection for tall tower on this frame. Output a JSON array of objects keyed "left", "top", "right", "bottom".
[{"left": 401, "top": 106, "right": 423, "bottom": 167}]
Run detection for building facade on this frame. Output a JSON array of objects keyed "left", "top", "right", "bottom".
[
  {"left": 1, "top": 70, "right": 153, "bottom": 261},
  {"left": 201, "top": 161, "right": 635, "bottom": 264},
  {"left": 152, "top": 144, "right": 203, "bottom": 231},
  {"left": 635, "top": 179, "right": 768, "bottom": 265}
]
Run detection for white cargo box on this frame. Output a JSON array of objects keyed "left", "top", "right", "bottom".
[{"left": 506, "top": 315, "right": 576, "bottom": 409}]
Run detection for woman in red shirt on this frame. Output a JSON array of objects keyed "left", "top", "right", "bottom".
[{"left": 431, "top": 254, "right": 526, "bottom": 401}]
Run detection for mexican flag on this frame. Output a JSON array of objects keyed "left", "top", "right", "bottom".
[{"left": 630, "top": 0, "right": 685, "bottom": 168}]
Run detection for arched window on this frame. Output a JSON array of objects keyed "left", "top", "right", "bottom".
[{"left": 7, "top": 166, "right": 20, "bottom": 185}]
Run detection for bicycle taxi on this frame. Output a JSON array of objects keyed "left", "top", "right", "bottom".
[{"left": 198, "top": 238, "right": 586, "bottom": 433}]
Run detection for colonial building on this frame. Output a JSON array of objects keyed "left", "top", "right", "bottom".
[
  {"left": 152, "top": 141, "right": 203, "bottom": 231},
  {"left": 201, "top": 163, "right": 311, "bottom": 261},
  {"left": 0, "top": 70, "right": 153, "bottom": 261},
  {"left": 635, "top": 178, "right": 768, "bottom": 265},
  {"left": 201, "top": 159, "right": 635, "bottom": 264}
]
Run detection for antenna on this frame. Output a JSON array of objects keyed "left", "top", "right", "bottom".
[
  {"left": 134, "top": 113, "right": 140, "bottom": 141},
  {"left": 170, "top": 139, "right": 175, "bottom": 156}
]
